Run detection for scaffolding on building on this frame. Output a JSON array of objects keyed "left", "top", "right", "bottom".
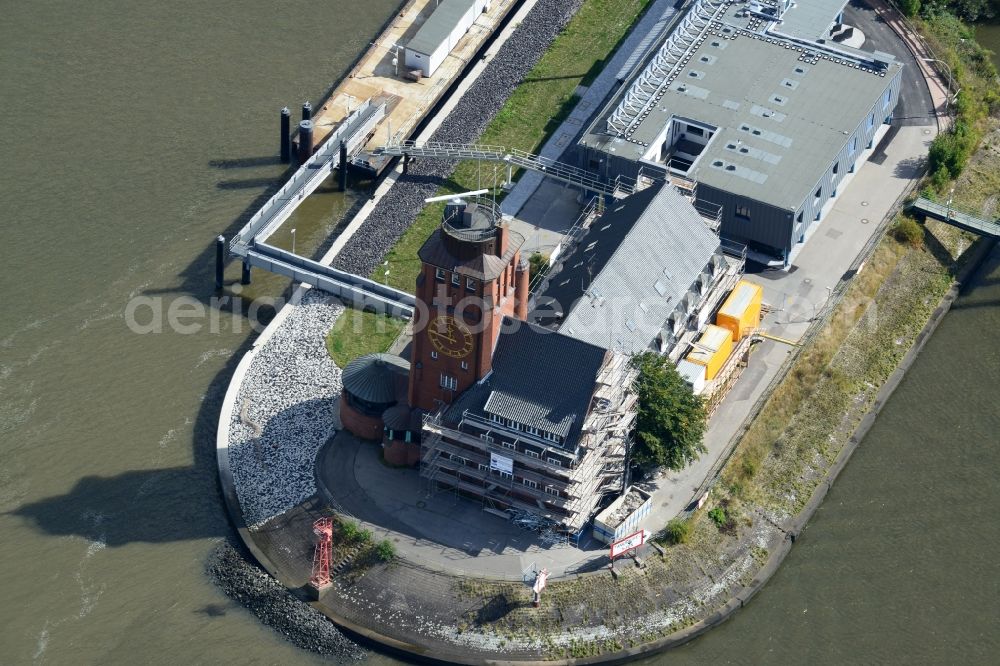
[{"left": 418, "top": 351, "right": 637, "bottom": 534}]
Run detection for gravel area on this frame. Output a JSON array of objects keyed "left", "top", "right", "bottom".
[
  {"left": 332, "top": 0, "right": 587, "bottom": 277},
  {"left": 209, "top": 540, "right": 364, "bottom": 660},
  {"left": 228, "top": 289, "right": 345, "bottom": 527}
]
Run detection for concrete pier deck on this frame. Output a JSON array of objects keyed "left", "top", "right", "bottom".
[{"left": 309, "top": 0, "right": 518, "bottom": 157}]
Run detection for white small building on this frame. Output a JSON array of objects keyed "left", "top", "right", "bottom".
[{"left": 404, "top": 0, "right": 491, "bottom": 77}]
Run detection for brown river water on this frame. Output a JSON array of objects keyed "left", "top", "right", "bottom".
[{"left": 1, "top": 2, "right": 997, "bottom": 664}]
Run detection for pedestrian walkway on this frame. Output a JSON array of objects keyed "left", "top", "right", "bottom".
[{"left": 868, "top": 0, "right": 953, "bottom": 130}]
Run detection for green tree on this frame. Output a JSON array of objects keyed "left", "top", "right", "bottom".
[
  {"left": 630, "top": 352, "right": 707, "bottom": 472},
  {"left": 899, "top": 0, "right": 920, "bottom": 17},
  {"left": 528, "top": 252, "right": 549, "bottom": 279}
]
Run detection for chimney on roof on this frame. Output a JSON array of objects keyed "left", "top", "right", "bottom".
[{"left": 497, "top": 223, "right": 509, "bottom": 258}]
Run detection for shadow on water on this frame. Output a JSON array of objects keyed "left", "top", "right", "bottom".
[
  {"left": 209, "top": 156, "right": 282, "bottom": 170},
  {"left": 13, "top": 465, "right": 225, "bottom": 546},
  {"left": 11, "top": 326, "right": 261, "bottom": 547},
  {"left": 216, "top": 177, "right": 288, "bottom": 191}
]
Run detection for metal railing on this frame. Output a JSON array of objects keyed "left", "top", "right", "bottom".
[
  {"left": 229, "top": 99, "right": 385, "bottom": 255},
  {"left": 377, "top": 140, "right": 639, "bottom": 198}
]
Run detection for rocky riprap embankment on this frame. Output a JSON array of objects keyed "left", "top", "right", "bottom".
[
  {"left": 333, "top": 0, "right": 586, "bottom": 277},
  {"left": 228, "top": 289, "right": 344, "bottom": 527},
  {"left": 209, "top": 540, "right": 364, "bottom": 659}
]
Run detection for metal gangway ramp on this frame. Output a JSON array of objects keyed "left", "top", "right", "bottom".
[
  {"left": 229, "top": 99, "right": 386, "bottom": 257},
  {"left": 911, "top": 197, "right": 1000, "bottom": 239},
  {"left": 245, "top": 242, "right": 415, "bottom": 318},
  {"left": 375, "top": 140, "right": 638, "bottom": 199}
]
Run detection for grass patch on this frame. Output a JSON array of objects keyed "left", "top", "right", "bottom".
[
  {"left": 375, "top": 0, "right": 653, "bottom": 293},
  {"left": 326, "top": 307, "right": 406, "bottom": 368},
  {"left": 337, "top": 518, "right": 373, "bottom": 546}
]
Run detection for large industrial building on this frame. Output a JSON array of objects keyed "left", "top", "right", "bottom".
[{"left": 579, "top": 0, "right": 904, "bottom": 264}]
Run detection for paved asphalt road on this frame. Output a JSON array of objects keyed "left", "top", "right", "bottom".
[{"left": 845, "top": 0, "right": 936, "bottom": 126}]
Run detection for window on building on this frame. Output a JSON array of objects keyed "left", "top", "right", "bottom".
[
  {"left": 735, "top": 204, "right": 751, "bottom": 220},
  {"left": 523, "top": 479, "right": 538, "bottom": 489},
  {"left": 525, "top": 449, "right": 540, "bottom": 459},
  {"left": 502, "top": 441, "right": 515, "bottom": 450},
  {"left": 815, "top": 187, "right": 822, "bottom": 199},
  {"left": 833, "top": 162, "right": 839, "bottom": 175},
  {"left": 489, "top": 412, "right": 500, "bottom": 423},
  {"left": 849, "top": 136, "right": 858, "bottom": 155},
  {"left": 687, "top": 125, "right": 705, "bottom": 136},
  {"left": 460, "top": 360, "right": 468, "bottom": 370},
  {"left": 480, "top": 433, "right": 493, "bottom": 443},
  {"left": 545, "top": 486, "right": 560, "bottom": 496},
  {"left": 527, "top": 426, "right": 539, "bottom": 436},
  {"left": 884, "top": 89, "right": 891, "bottom": 109},
  {"left": 440, "top": 374, "right": 457, "bottom": 391},
  {"left": 435, "top": 267, "right": 445, "bottom": 282},
  {"left": 430, "top": 351, "right": 438, "bottom": 360},
  {"left": 451, "top": 272, "right": 460, "bottom": 286},
  {"left": 547, "top": 457, "right": 562, "bottom": 466},
  {"left": 867, "top": 113, "right": 875, "bottom": 129},
  {"left": 452, "top": 456, "right": 465, "bottom": 466},
  {"left": 466, "top": 277, "right": 477, "bottom": 292},
  {"left": 498, "top": 470, "right": 513, "bottom": 480},
  {"left": 797, "top": 211, "right": 804, "bottom": 224},
  {"left": 478, "top": 463, "right": 489, "bottom": 472}
]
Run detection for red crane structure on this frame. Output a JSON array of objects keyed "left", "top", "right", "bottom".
[{"left": 310, "top": 517, "right": 333, "bottom": 591}]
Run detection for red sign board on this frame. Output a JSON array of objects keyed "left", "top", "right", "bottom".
[{"left": 609, "top": 529, "right": 647, "bottom": 559}]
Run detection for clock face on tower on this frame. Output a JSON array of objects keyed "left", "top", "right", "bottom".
[{"left": 427, "top": 315, "right": 474, "bottom": 359}]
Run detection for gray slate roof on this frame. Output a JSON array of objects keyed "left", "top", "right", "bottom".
[
  {"left": 530, "top": 182, "right": 720, "bottom": 354},
  {"left": 407, "top": 0, "right": 479, "bottom": 56},
  {"left": 418, "top": 226, "right": 525, "bottom": 280},
  {"left": 445, "top": 318, "right": 608, "bottom": 448},
  {"left": 342, "top": 353, "right": 409, "bottom": 404}
]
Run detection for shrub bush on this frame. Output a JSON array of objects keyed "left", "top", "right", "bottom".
[
  {"left": 892, "top": 217, "right": 924, "bottom": 247},
  {"left": 708, "top": 506, "right": 728, "bottom": 529},
  {"left": 376, "top": 539, "right": 396, "bottom": 562},
  {"left": 664, "top": 518, "right": 691, "bottom": 545},
  {"left": 339, "top": 519, "right": 373, "bottom": 545}
]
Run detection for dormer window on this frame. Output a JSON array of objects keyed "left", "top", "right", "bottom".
[
  {"left": 451, "top": 272, "right": 460, "bottom": 286},
  {"left": 466, "top": 277, "right": 477, "bottom": 292},
  {"left": 435, "top": 268, "right": 446, "bottom": 282}
]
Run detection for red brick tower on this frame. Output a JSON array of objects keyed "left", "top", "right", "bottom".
[{"left": 407, "top": 197, "right": 529, "bottom": 412}]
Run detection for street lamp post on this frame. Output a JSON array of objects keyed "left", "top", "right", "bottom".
[{"left": 921, "top": 57, "right": 954, "bottom": 117}]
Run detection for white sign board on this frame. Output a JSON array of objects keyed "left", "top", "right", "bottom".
[
  {"left": 490, "top": 452, "right": 513, "bottom": 475},
  {"left": 532, "top": 568, "right": 549, "bottom": 594},
  {"left": 610, "top": 529, "right": 648, "bottom": 559}
]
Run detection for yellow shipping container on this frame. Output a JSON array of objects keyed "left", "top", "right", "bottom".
[
  {"left": 716, "top": 279, "right": 763, "bottom": 341},
  {"left": 686, "top": 325, "right": 733, "bottom": 380}
]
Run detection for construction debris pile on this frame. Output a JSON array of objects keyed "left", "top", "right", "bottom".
[
  {"left": 604, "top": 488, "right": 647, "bottom": 528},
  {"left": 333, "top": 0, "right": 587, "bottom": 278}
]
